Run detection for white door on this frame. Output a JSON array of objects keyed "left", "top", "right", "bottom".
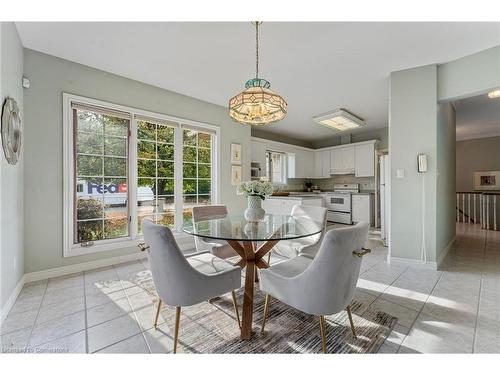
[{"left": 330, "top": 148, "right": 343, "bottom": 172}]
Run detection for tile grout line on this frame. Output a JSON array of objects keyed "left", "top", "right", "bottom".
[
  {"left": 83, "top": 272, "right": 90, "bottom": 354},
  {"left": 396, "top": 269, "right": 446, "bottom": 353},
  {"left": 113, "top": 264, "right": 153, "bottom": 353},
  {"left": 471, "top": 227, "right": 488, "bottom": 353},
  {"left": 26, "top": 280, "right": 49, "bottom": 348}
]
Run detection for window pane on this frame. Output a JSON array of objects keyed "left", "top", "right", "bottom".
[
  {"left": 104, "top": 157, "right": 126, "bottom": 177},
  {"left": 77, "top": 155, "right": 102, "bottom": 176},
  {"left": 157, "top": 143, "right": 174, "bottom": 161},
  {"left": 104, "top": 118, "right": 128, "bottom": 137},
  {"left": 137, "top": 122, "right": 176, "bottom": 228},
  {"left": 77, "top": 197, "right": 104, "bottom": 220},
  {"left": 104, "top": 136, "right": 127, "bottom": 157},
  {"left": 104, "top": 218, "right": 128, "bottom": 239},
  {"left": 77, "top": 132, "right": 102, "bottom": 154},
  {"left": 182, "top": 196, "right": 197, "bottom": 223},
  {"left": 103, "top": 178, "right": 127, "bottom": 218},
  {"left": 74, "top": 108, "right": 130, "bottom": 245},
  {"left": 137, "top": 140, "right": 156, "bottom": 159},
  {"left": 156, "top": 212, "right": 175, "bottom": 227},
  {"left": 157, "top": 125, "right": 174, "bottom": 143},
  {"left": 198, "top": 195, "right": 211, "bottom": 205},
  {"left": 183, "top": 129, "right": 197, "bottom": 146},
  {"left": 183, "top": 179, "right": 197, "bottom": 194},
  {"left": 77, "top": 111, "right": 103, "bottom": 133},
  {"left": 157, "top": 161, "right": 174, "bottom": 178},
  {"left": 137, "top": 159, "right": 156, "bottom": 177},
  {"left": 157, "top": 178, "right": 174, "bottom": 195},
  {"left": 198, "top": 164, "right": 210, "bottom": 179},
  {"left": 77, "top": 220, "right": 104, "bottom": 243},
  {"left": 198, "top": 148, "right": 211, "bottom": 164},
  {"left": 198, "top": 133, "right": 211, "bottom": 149},
  {"left": 183, "top": 146, "right": 196, "bottom": 162},
  {"left": 137, "top": 121, "right": 155, "bottom": 140},
  {"left": 198, "top": 179, "right": 211, "bottom": 194},
  {"left": 183, "top": 163, "right": 197, "bottom": 178}
]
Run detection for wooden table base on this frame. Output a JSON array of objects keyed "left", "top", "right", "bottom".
[{"left": 227, "top": 239, "right": 278, "bottom": 340}]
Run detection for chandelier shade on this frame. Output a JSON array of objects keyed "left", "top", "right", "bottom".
[
  {"left": 228, "top": 22, "right": 287, "bottom": 126},
  {"left": 229, "top": 78, "right": 287, "bottom": 126}
]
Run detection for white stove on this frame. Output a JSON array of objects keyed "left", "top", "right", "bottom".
[{"left": 326, "top": 184, "right": 359, "bottom": 224}]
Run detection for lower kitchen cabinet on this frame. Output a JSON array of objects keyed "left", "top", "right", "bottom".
[
  {"left": 351, "top": 194, "right": 374, "bottom": 226},
  {"left": 262, "top": 197, "right": 324, "bottom": 215}
]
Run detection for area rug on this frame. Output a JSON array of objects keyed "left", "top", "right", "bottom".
[{"left": 138, "top": 276, "right": 398, "bottom": 354}]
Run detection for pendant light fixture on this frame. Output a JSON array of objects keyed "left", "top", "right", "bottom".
[{"left": 229, "top": 22, "right": 287, "bottom": 126}]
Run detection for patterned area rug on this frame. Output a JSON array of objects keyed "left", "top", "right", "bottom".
[{"left": 138, "top": 275, "right": 397, "bottom": 354}]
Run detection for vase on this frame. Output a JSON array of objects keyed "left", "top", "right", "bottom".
[{"left": 244, "top": 195, "right": 265, "bottom": 222}]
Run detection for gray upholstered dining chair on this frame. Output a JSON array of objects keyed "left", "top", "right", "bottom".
[
  {"left": 259, "top": 222, "right": 370, "bottom": 353},
  {"left": 192, "top": 205, "right": 238, "bottom": 259},
  {"left": 139, "top": 219, "right": 242, "bottom": 353},
  {"left": 269, "top": 205, "right": 328, "bottom": 263}
]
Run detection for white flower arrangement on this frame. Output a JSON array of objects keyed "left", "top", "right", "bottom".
[{"left": 237, "top": 179, "right": 274, "bottom": 200}]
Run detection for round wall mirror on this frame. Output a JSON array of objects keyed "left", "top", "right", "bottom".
[{"left": 1, "top": 97, "right": 22, "bottom": 165}]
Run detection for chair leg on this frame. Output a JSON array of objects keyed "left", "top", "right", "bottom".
[
  {"left": 318, "top": 316, "right": 327, "bottom": 353},
  {"left": 231, "top": 290, "right": 241, "bottom": 329},
  {"left": 153, "top": 300, "right": 162, "bottom": 329},
  {"left": 346, "top": 305, "right": 357, "bottom": 338},
  {"left": 267, "top": 251, "right": 272, "bottom": 265},
  {"left": 173, "top": 306, "right": 181, "bottom": 354},
  {"left": 261, "top": 294, "right": 271, "bottom": 334}
]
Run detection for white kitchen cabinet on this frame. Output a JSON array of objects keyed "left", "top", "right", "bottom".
[
  {"left": 314, "top": 150, "right": 331, "bottom": 178},
  {"left": 290, "top": 148, "right": 314, "bottom": 179},
  {"left": 330, "top": 146, "right": 355, "bottom": 174},
  {"left": 313, "top": 151, "right": 322, "bottom": 178},
  {"left": 351, "top": 194, "right": 374, "bottom": 226},
  {"left": 355, "top": 143, "right": 375, "bottom": 177},
  {"left": 262, "top": 197, "right": 324, "bottom": 215}
]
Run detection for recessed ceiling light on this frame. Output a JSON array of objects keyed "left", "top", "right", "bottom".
[
  {"left": 313, "top": 109, "right": 365, "bottom": 132},
  {"left": 488, "top": 90, "right": 500, "bottom": 99}
]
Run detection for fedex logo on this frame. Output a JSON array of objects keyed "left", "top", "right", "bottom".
[{"left": 87, "top": 183, "right": 127, "bottom": 194}]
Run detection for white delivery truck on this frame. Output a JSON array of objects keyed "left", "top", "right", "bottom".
[{"left": 76, "top": 180, "right": 154, "bottom": 206}]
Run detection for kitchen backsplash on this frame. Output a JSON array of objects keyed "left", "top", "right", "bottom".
[{"left": 285, "top": 176, "right": 376, "bottom": 191}]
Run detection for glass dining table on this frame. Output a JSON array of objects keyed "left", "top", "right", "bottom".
[{"left": 183, "top": 213, "right": 323, "bottom": 340}]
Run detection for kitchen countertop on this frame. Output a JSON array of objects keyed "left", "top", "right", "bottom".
[{"left": 267, "top": 195, "right": 325, "bottom": 200}]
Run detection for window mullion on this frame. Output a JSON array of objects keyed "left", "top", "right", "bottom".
[
  {"left": 174, "top": 125, "right": 183, "bottom": 231},
  {"left": 129, "top": 118, "right": 138, "bottom": 239}
]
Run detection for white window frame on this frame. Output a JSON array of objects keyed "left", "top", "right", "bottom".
[{"left": 63, "top": 93, "right": 220, "bottom": 257}]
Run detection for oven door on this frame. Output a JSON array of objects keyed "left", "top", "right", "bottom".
[{"left": 327, "top": 194, "right": 351, "bottom": 212}]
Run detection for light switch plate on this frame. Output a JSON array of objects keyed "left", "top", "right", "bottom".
[{"left": 396, "top": 169, "right": 405, "bottom": 179}]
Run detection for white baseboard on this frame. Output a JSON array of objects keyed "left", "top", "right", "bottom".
[
  {"left": 0, "top": 275, "right": 26, "bottom": 324},
  {"left": 437, "top": 236, "right": 456, "bottom": 268},
  {"left": 1, "top": 238, "right": 196, "bottom": 321},
  {"left": 389, "top": 256, "right": 438, "bottom": 270},
  {"left": 24, "top": 252, "right": 148, "bottom": 283}
]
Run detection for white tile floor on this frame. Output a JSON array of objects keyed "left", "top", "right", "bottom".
[{"left": 1, "top": 222, "right": 499, "bottom": 353}]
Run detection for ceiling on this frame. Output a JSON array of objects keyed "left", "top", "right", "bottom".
[
  {"left": 16, "top": 22, "right": 500, "bottom": 142},
  {"left": 455, "top": 94, "right": 500, "bottom": 141}
]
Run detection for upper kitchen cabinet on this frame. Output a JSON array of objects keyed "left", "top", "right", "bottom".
[
  {"left": 354, "top": 142, "right": 375, "bottom": 177},
  {"left": 330, "top": 146, "right": 355, "bottom": 174},
  {"left": 290, "top": 148, "right": 314, "bottom": 179},
  {"left": 314, "top": 149, "right": 331, "bottom": 178}
]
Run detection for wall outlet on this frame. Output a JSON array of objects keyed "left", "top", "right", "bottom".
[{"left": 396, "top": 169, "right": 405, "bottom": 179}]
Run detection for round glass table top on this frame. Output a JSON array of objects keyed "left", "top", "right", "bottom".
[{"left": 182, "top": 213, "right": 323, "bottom": 242}]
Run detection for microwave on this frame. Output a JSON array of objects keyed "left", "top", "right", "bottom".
[{"left": 474, "top": 171, "right": 500, "bottom": 190}]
